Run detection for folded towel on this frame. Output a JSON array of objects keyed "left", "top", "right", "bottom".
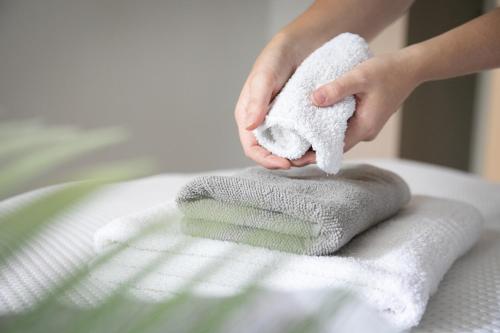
[
  {"left": 253, "top": 33, "right": 371, "bottom": 174},
  {"left": 176, "top": 164, "right": 410, "bottom": 255},
  {"left": 92, "top": 195, "right": 483, "bottom": 330}
]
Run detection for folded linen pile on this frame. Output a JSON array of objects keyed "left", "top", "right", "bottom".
[
  {"left": 93, "top": 194, "right": 483, "bottom": 329},
  {"left": 176, "top": 164, "right": 410, "bottom": 255}
]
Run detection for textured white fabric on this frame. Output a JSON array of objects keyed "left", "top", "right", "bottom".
[
  {"left": 0, "top": 159, "right": 499, "bottom": 332},
  {"left": 363, "top": 159, "right": 500, "bottom": 223},
  {"left": 0, "top": 173, "right": 197, "bottom": 313},
  {"left": 92, "top": 195, "right": 482, "bottom": 330},
  {"left": 414, "top": 229, "right": 500, "bottom": 333},
  {"left": 253, "top": 33, "right": 371, "bottom": 174}
]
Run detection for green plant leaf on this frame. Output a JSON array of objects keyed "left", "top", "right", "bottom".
[
  {"left": 0, "top": 127, "right": 127, "bottom": 196},
  {"left": 0, "top": 126, "right": 79, "bottom": 159}
]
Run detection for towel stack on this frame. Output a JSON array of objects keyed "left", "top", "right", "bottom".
[
  {"left": 91, "top": 33, "right": 485, "bottom": 330},
  {"left": 177, "top": 164, "right": 410, "bottom": 255},
  {"left": 174, "top": 163, "right": 483, "bottom": 328},
  {"left": 170, "top": 33, "right": 484, "bottom": 328}
]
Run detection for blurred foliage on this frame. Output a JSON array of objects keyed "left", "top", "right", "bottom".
[{"left": 0, "top": 120, "right": 394, "bottom": 333}]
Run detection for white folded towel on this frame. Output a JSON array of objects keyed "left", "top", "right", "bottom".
[
  {"left": 253, "top": 33, "right": 371, "bottom": 174},
  {"left": 92, "top": 196, "right": 482, "bottom": 330}
]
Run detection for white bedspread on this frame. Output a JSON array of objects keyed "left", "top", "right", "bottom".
[{"left": 0, "top": 159, "right": 499, "bottom": 332}]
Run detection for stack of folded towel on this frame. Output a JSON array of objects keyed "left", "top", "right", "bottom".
[
  {"left": 177, "top": 164, "right": 410, "bottom": 255},
  {"left": 168, "top": 32, "right": 484, "bottom": 327},
  {"left": 94, "top": 180, "right": 483, "bottom": 329},
  {"left": 169, "top": 163, "right": 482, "bottom": 328},
  {"left": 91, "top": 32, "right": 485, "bottom": 330}
]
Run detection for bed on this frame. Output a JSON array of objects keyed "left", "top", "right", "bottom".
[{"left": 1, "top": 159, "right": 499, "bottom": 332}]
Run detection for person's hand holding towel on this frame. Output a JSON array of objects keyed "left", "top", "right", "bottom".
[
  {"left": 236, "top": 37, "right": 420, "bottom": 170},
  {"left": 310, "top": 51, "right": 419, "bottom": 152},
  {"left": 234, "top": 33, "right": 302, "bottom": 170},
  {"left": 235, "top": 0, "right": 500, "bottom": 171},
  {"left": 234, "top": 1, "right": 418, "bottom": 171}
]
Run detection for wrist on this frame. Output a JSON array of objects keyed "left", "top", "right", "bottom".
[
  {"left": 268, "top": 31, "right": 309, "bottom": 68},
  {"left": 398, "top": 43, "right": 430, "bottom": 87}
]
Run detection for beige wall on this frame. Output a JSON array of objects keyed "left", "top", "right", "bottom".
[
  {"left": 472, "top": 68, "right": 500, "bottom": 182},
  {"left": 471, "top": 0, "right": 500, "bottom": 182},
  {"left": 483, "top": 1, "right": 500, "bottom": 181},
  {"left": 0, "top": 0, "right": 270, "bottom": 174},
  {"left": 483, "top": 69, "right": 500, "bottom": 181}
]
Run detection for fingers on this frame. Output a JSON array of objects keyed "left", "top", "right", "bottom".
[
  {"left": 234, "top": 70, "right": 291, "bottom": 170},
  {"left": 343, "top": 104, "right": 380, "bottom": 152},
  {"left": 238, "top": 128, "right": 291, "bottom": 169},
  {"left": 237, "top": 67, "right": 377, "bottom": 166},
  {"left": 245, "top": 72, "right": 276, "bottom": 130},
  {"left": 290, "top": 151, "right": 316, "bottom": 167},
  {"left": 343, "top": 117, "right": 365, "bottom": 152},
  {"left": 239, "top": 123, "right": 315, "bottom": 169},
  {"left": 310, "top": 70, "right": 369, "bottom": 152},
  {"left": 311, "top": 71, "right": 367, "bottom": 107},
  {"left": 309, "top": 67, "right": 384, "bottom": 152}
]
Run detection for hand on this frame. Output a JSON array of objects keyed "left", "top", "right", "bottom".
[
  {"left": 234, "top": 34, "right": 315, "bottom": 169},
  {"left": 310, "top": 50, "right": 421, "bottom": 155}
]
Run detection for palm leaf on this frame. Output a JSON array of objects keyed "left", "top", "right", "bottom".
[{"left": 0, "top": 127, "right": 127, "bottom": 196}]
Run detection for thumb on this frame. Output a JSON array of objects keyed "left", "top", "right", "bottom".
[
  {"left": 245, "top": 73, "right": 276, "bottom": 130},
  {"left": 311, "top": 72, "right": 365, "bottom": 107}
]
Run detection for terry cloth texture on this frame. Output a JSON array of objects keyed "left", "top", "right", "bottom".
[
  {"left": 253, "top": 32, "right": 371, "bottom": 174},
  {"left": 176, "top": 164, "right": 410, "bottom": 255},
  {"left": 93, "top": 195, "right": 484, "bottom": 330}
]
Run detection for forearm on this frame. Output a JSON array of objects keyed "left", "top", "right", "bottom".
[
  {"left": 406, "top": 8, "right": 500, "bottom": 84},
  {"left": 275, "top": 0, "right": 414, "bottom": 63}
]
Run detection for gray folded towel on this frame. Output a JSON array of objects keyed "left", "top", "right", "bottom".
[{"left": 176, "top": 164, "right": 411, "bottom": 255}]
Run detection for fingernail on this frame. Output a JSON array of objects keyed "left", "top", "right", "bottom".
[
  {"left": 245, "top": 112, "right": 255, "bottom": 129},
  {"left": 312, "top": 90, "right": 326, "bottom": 105}
]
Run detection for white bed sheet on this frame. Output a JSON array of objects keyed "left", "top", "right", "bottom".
[{"left": 0, "top": 159, "right": 499, "bottom": 332}]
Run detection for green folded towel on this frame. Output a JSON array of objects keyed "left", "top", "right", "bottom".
[{"left": 176, "top": 164, "right": 410, "bottom": 255}]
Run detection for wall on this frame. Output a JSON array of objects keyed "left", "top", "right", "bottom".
[
  {"left": 472, "top": 0, "right": 500, "bottom": 182},
  {"left": 0, "top": 0, "right": 268, "bottom": 175},
  {"left": 400, "top": 0, "right": 483, "bottom": 172},
  {"left": 0, "top": 0, "right": 407, "bottom": 183},
  {"left": 473, "top": 67, "right": 500, "bottom": 182},
  {"left": 485, "top": 69, "right": 500, "bottom": 181}
]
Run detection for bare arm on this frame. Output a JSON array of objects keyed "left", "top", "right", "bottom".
[
  {"left": 277, "top": 0, "right": 415, "bottom": 63},
  {"left": 235, "top": 0, "right": 414, "bottom": 169},
  {"left": 312, "top": 8, "right": 500, "bottom": 152},
  {"left": 409, "top": 8, "right": 500, "bottom": 82}
]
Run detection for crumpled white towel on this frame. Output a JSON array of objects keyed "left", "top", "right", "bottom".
[
  {"left": 92, "top": 195, "right": 482, "bottom": 330},
  {"left": 253, "top": 33, "right": 371, "bottom": 174}
]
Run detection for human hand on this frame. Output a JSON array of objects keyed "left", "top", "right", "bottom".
[
  {"left": 308, "top": 50, "right": 421, "bottom": 158},
  {"left": 234, "top": 34, "right": 315, "bottom": 169}
]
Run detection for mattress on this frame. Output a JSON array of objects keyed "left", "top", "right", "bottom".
[{"left": 0, "top": 159, "right": 499, "bottom": 332}]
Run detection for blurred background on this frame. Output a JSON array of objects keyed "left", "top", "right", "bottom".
[{"left": 0, "top": 0, "right": 499, "bottom": 191}]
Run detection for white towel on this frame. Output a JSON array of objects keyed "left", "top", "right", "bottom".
[
  {"left": 92, "top": 195, "right": 482, "bottom": 330},
  {"left": 253, "top": 33, "right": 371, "bottom": 174}
]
